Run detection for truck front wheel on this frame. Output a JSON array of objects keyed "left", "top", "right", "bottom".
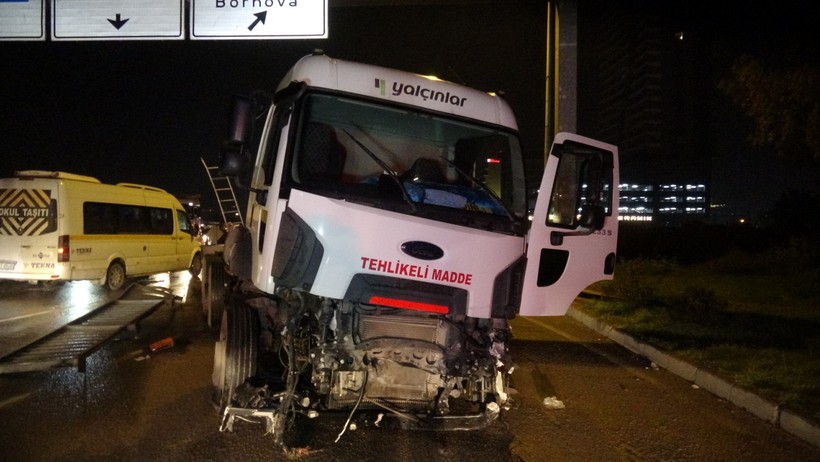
[{"left": 212, "top": 304, "right": 258, "bottom": 412}]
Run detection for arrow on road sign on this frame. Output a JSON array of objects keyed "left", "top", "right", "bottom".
[
  {"left": 248, "top": 11, "right": 267, "bottom": 31},
  {"left": 107, "top": 13, "right": 129, "bottom": 30}
]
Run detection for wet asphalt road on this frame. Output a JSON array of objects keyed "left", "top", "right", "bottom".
[{"left": 1, "top": 273, "right": 819, "bottom": 461}]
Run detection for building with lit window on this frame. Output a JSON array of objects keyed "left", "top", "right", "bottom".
[
  {"left": 576, "top": 3, "right": 713, "bottom": 227},
  {"left": 619, "top": 181, "right": 708, "bottom": 224}
]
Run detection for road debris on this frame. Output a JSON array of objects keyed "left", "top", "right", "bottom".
[{"left": 543, "top": 396, "right": 566, "bottom": 410}]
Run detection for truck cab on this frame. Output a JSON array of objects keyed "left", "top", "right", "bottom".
[{"left": 208, "top": 53, "right": 618, "bottom": 444}]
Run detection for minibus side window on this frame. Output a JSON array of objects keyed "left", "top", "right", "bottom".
[
  {"left": 118, "top": 206, "right": 148, "bottom": 233},
  {"left": 150, "top": 208, "right": 174, "bottom": 234},
  {"left": 84, "top": 202, "right": 175, "bottom": 235},
  {"left": 83, "top": 202, "right": 116, "bottom": 234},
  {"left": 176, "top": 209, "right": 193, "bottom": 235}
]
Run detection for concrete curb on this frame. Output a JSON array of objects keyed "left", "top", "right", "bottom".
[{"left": 566, "top": 305, "right": 820, "bottom": 448}]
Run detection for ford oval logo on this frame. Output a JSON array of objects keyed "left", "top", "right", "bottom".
[{"left": 401, "top": 241, "right": 444, "bottom": 260}]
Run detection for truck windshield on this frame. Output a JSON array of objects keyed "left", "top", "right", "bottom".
[{"left": 291, "top": 92, "right": 527, "bottom": 232}]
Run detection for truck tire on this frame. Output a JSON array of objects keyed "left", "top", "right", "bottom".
[
  {"left": 212, "top": 304, "right": 258, "bottom": 412},
  {"left": 105, "top": 261, "right": 126, "bottom": 291},
  {"left": 202, "top": 258, "right": 226, "bottom": 330}
]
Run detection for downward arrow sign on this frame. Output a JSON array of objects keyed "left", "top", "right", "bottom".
[
  {"left": 107, "top": 13, "right": 129, "bottom": 30},
  {"left": 248, "top": 11, "right": 267, "bottom": 31}
]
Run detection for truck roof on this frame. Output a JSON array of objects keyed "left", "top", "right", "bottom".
[{"left": 277, "top": 53, "right": 518, "bottom": 131}]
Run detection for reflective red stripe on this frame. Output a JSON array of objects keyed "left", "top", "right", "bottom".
[{"left": 368, "top": 296, "right": 448, "bottom": 314}]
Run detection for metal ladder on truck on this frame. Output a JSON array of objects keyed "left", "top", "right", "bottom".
[
  {"left": 200, "top": 157, "right": 242, "bottom": 329},
  {"left": 201, "top": 157, "right": 244, "bottom": 228}
]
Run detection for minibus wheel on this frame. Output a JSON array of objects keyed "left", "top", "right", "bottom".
[
  {"left": 189, "top": 253, "right": 203, "bottom": 277},
  {"left": 106, "top": 261, "right": 126, "bottom": 291}
]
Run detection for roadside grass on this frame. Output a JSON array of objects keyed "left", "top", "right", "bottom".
[{"left": 584, "top": 237, "right": 820, "bottom": 420}]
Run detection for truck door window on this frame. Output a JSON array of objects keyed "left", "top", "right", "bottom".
[
  {"left": 262, "top": 103, "right": 293, "bottom": 187},
  {"left": 547, "top": 141, "right": 613, "bottom": 228}
]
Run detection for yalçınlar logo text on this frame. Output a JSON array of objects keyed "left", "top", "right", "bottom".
[{"left": 375, "top": 79, "right": 467, "bottom": 107}]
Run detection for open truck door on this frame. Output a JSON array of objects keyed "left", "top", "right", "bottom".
[{"left": 520, "top": 132, "right": 619, "bottom": 316}]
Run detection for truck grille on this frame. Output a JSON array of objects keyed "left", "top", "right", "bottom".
[{"left": 358, "top": 314, "right": 447, "bottom": 345}]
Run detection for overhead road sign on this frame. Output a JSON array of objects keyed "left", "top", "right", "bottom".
[
  {"left": 51, "top": 0, "right": 184, "bottom": 41},
  {"left": 0, "top": 0, "right": 45, "bottom": 41},
  {"left": 191, "top": 0, "right": 328, "bottom": 40}
]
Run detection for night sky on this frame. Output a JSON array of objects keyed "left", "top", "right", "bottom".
[
  {"left": 667, "top": 1, "right": 820, "bottom": 219},
  {"left": 1, "top": 1, "right": 818, "bottom": 219},
  {"left": 0, "top": 3, "right": 547, "bottom": 217}
]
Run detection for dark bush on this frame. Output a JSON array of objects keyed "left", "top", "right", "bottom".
[
  {"left": 601, "top": 258, "right": 673, "bottom": 308},
  {"left": 665, "top": 286, "right": 727, "bottom": 324}
]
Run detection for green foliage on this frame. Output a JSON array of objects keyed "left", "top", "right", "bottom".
[
  {"left": 584, "top": 250, "right": 820, "bottom": 418},
  {"left": 665, "top": 286, "right": 727, "bottom": 324},
  {"left": 704, "top": 236, "right": 820, "bottom": 277},
  {"left": 767, "top": 190, "right": 820, "bottom": 235},
  {"left": 701, "top": 247, "right": 768, "bottom": 275},
  {"left": 598, "top": 257, "right": 678, "bottom": 308},
  {"left": 719, "top": 56, "right": 820, "bottom": 163},
  {"left": 769, "top": 237, "right": 820, "bottom": 274},
  {"left": 682, "top": 345, "right": 820, "bottom": 418}
]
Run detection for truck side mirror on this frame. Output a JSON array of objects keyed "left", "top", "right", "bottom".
[
  {"left": 219, "top": 95, "right": 255, "bottom": 177},
  {"left": 219, "top": 144, "right": 248, "bottom": 177},
  {"left": 227, "top": 95, "right": 254, "bottom": 144}
]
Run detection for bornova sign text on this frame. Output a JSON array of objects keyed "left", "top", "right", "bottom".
[{"left": 191, "top": 0, "right": 327, "bottom": 40}]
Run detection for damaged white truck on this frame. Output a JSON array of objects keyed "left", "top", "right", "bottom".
[{"left": 204, "top": 52, "right": 619, "bottom": 445}]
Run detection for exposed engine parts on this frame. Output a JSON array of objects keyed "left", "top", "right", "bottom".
[{"left": 213, "top": 286, "right": 513, "bottom": 445}]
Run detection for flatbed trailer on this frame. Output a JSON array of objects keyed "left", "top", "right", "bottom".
[{"left": 0, "top": 284, "right": 175, "bottom": 373}]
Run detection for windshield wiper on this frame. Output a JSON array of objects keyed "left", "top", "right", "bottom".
[
  {"left": 439, "top": 156, "right": 515, "bottom": 222},
  {"left": 341, "top": 128, "right": 417, "bottom": 213}
]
